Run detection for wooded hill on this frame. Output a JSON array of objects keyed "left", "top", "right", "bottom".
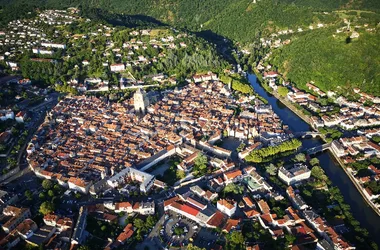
[
  {"left": 1, "top": 0, "right": 380, "bottom": 95},
  {"left": 1, "top": 0, "right": 379, "bottom": 42}
]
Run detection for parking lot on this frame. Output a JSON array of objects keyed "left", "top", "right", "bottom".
[
  {"left": 193, "top": 228, "right": 219, "bottom": 249},
  {"left": 158, "top": 211, "right": 199, "bottom": 248}
]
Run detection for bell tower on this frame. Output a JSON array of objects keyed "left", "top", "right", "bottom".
[{"left": 134, "top": 88, "right": 149, "bottom": 114}]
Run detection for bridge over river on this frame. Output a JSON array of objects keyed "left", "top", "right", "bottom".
[
  {"left": 293, "top": 131, "right": 322, "bottom": 139},
  {"left": 303, "top": 142, "right": 331, "bottom": 155}
]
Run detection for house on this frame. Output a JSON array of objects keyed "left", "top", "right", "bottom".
[
  {"left": 257, "top": 200, "right": 270, "bottom": 214},
  {"left": 15, "top": 111, "right": 27, "bottom": 123},
  {"left": 68, "top": 177, "right": 92, "bottom": 194},
  {"left": 116, "top": 223, "right": 134, "bottom": 245},
  {"left": 0, "top": 230, "right": 20, "bottom": 249},
  {"left": 1, "top": 206, "right": 31, "bottom": 233},
  {"left": 71, "top": 206, "right": 87, "bottom": 245},
  {"left": 278, "top": 164, "right": 311, "bottom": 186},
  {"left": 223, "top": 170, "right": 243, "bottom": 184},
  {"left": 243, "top": 196, "right": 255, "bottom": 208},
  {"left": 107, "top": 167, "right": 155, "bottom": 193},
  {"left": 222, "top": 218, "right": 240, "bottom": 233},
  {"left": 190, "top": 185, "right": 206, "bottom": 197},
  {"left": 110, "top": 63, "right": 125, "bottom": 72},
  {"left": 263, "top": 71, "right": 278, "bottom": 79},
  {"left": 217, "top": 199, "right": 237, "bottom": 216},
  {"left": 109, "top": 201, "right": 155, "bottom": 215},
  {"left": 40, "top": 43, "right": 66, "bottom": 49},
  {"left": 0, "top": 189, "right": 19, "bottom": 208},
  {"left": 0, "top": 131, "right": 11, "bottom": 144},
  {"left": 331, "top": 140, "right": 346, "bottom": 157},
  {"left": 286, "top": 187, "right": 308, "bottom": 210},
  {"left": 0, "top": 110, "right": 14, "bottom": 121},
  {"left": 16, "top": 219, "right": 38, "bottom": 239},
  {"left": 25, "top": 225, "right": 56, "bottom": 246}
]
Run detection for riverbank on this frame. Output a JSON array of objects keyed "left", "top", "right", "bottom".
[
  {"left": 249, "top": 71, "right": 380, "bottom": 218},
  {"left": 329, "top": 148, "right": 380, "bottom": 217},
  {"left": 251, "top": 69, "right": 312, "bottom": 125}
]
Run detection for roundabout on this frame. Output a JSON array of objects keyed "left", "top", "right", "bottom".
[{"left": 162, "top": 212, "right": 197, "bottom": 247}]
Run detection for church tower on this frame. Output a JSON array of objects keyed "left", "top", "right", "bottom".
[{"left": 134, "top": 88, "right": 149, "bottom": 114}]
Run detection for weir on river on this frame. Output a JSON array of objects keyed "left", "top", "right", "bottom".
[{"left": 247, "top": 73, "right": 380, "bottom": 245}]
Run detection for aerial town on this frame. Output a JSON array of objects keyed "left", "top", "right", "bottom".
[{"left": 0, "top": 5, "right": 379, "bottom": 250}]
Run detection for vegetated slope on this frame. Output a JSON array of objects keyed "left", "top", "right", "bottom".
[
  {"left": 1, "top": 0, "right": 380, "bottom": 95},
  {"left": 202, "top": 0, "right": 342, "bottom": 43},
  {"left": 1, "top": 0, "right": 379, "bottom": 42},
  {"left": 269, "top": 27, "right": 380, "bottom": 96}
]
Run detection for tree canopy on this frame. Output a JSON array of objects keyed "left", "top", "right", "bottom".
[
  {"left": 39, "top": 201, "right": 55, "bottom": 215},
  {"left": 246, "top": 139, "right": 302, "bottom": 163}
]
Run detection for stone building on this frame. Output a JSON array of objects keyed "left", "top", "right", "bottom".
[{"left": 133, "top": 88, "right": 149, "bottom": 114}]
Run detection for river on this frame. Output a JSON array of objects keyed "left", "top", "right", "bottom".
[{"left": 247, "top": 73, "right": 380, "bottom": 245}]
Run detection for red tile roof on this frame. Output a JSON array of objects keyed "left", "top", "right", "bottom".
[
  {"left": 182, "top": 204, "right": 200, "bottom": 217},
  {"left": 207, "top": 211, "right": 225, "bottom": 227}
]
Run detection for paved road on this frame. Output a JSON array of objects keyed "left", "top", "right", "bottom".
[
  {"left": 0, "top": 92, "right": 59, "bottom": 185},
  {"left": 0, "top": 75, "right": 20, "bottom": 85}
]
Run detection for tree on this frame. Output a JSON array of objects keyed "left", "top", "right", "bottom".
[
  {"left": 285, "top": 233, "right": 296, "bottom": 246},
  {"left": 186, "top": 244, "right": 205, "bottom": 250},
  {"left": 266, "top": 163, "right": 277, "bottom": 176},
  {"left": 53, "top": 184, "right": 61, "bottom": 192},
  {"left": 48, "top": 190, "right": 55, "bottom": 197},
  {"left": 174, "top": 227, "right": 184, "bottom": 235},
  {"left": 39, "top": 201, "right": 55, "bottom": 215},
  {"left": 133, "top": 218, "right": 146, "bottom": 231},
  {"left": 228, "top": 231, "right": 245, "bottom": 248},
  {"left": 25, "top": 190, "right": 33, "bottom": 200},
  {"left": 277, "top": 86, "right": 289, "bottom": 97},
  {"left": 42, "top": 179, "right": 53, "bottom": 190},
  {"left": 224, "top": 183, "right": 244, "bottom": 195},
  {"left": 311, "top": 166, "right": 328, "bottom": 182},
  {"left": 294, "top": 153, "right": 306, "bottom": 162},
  {"left": 309, "top": 158, "right": 320, "bottom": 166},
  {"left": 39, "top": 192, "right": 46, "bottom": 200},
  {"left": 194, "top": 153, "right": 207, "bottom": 169},
  {"left": 371, "top": 135, "right": 380, "bottom": 143},
  {"left": 193, "top": 153, "right": 208, "bottom": 176},
  {"left": 78, "top": 246, "right": 90, "bottom": 250},
  {"left": 246, "top": 139, "right": 302, "bottom": 163},
  {"left": 146, "top": 215, "right": 157, "bottom": 228},
  {"left": 176, "top": 169, "right": 186, "bottom": 179}
]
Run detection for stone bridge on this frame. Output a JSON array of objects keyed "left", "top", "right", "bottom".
[
  {"left": 293, "top": 131, "right": 322, "bottom": 139},
  {"left": 304, "top": 142, "right": 332, "bottom": 155}
]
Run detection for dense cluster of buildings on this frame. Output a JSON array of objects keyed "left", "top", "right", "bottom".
[
  {"left": 0, "top": 206, "right": 73, "bottom": 249},
  {"left": 27, "top": 77, "right": 291, "bottom": 195},
  {"left": 286, "top": 187, "right": 354, "bottom": 250},
  {"left": 331, "top": 136, "right": 380, "bottom": 207},
  {"left": 163, "top": 162, "right": 352, "bottom": 249},
  {"left": 0, "top": 8, "right": 188, "bottom": 92},
  {"left": 0, "top": 9, "right": 77, "bottom": 70}
]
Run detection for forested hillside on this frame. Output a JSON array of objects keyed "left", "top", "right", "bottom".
[
  {"left": 269, "top": 26, "right": 380, "bottom": 96},
  {"left": 1, "top": 0, "right": 380, "bottom": 95},
  {"left": 1, "top": 0, "right": 380, "bottom": 42}
]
